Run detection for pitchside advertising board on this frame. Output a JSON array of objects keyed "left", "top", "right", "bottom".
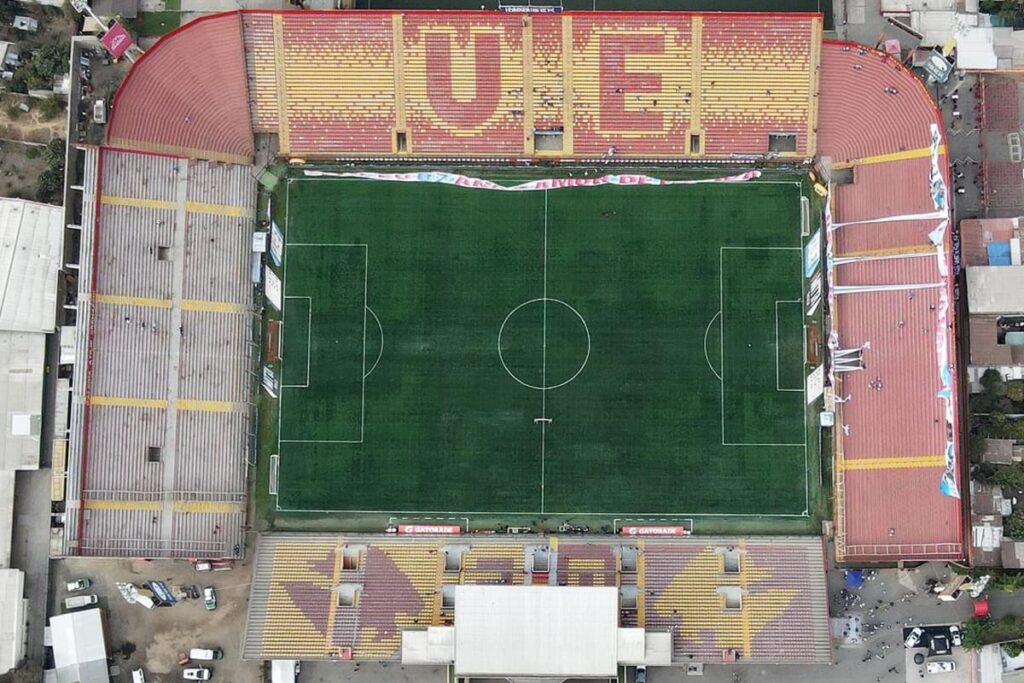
[
  {"left": 620, "top": 526, "right": 690, "bottom": 536},
  {"left": 398, "top": 524, "right": 461, "bottom": 535}
]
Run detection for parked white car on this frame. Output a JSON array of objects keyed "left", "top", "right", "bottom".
[
  {"left": 183, "top": 668, "right": 211, "bottom": 681},
  {"left": 904, "top": 626, "right": 924, "bottom": 648},
  {"left": 66, "top": 578, "right": 91, "bottom": 592}
]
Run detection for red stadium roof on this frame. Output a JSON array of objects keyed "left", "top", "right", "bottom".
[
  {"left": 818, "top": 41, "right": 963, "bottom": 563},
  {"left": 107, "top": 13, "right": 254, "bottom": 163}
]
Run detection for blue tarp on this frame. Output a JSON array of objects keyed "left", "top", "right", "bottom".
[
  {"left": 988, "top": 241, "right": 1012, "bottom": 266},
  {"left": 846, "top": 570, "right": 865, "bottom": 588}
]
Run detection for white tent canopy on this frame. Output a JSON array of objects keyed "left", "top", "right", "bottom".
[
  {"left": 49, "top": 609, "right": 109, "bottom": 683},
  {"left": 453, "top": 585, "right": 619, "bottom": 678}
]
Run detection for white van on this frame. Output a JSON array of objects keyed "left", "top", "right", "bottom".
[
  {"left": 132, "top": 669, "right": 146, "bottom": 683},
  {"left": 64, "top": 594, "right": 98, "bottom": 610},
  {"left": 189, "top": 648, "right": 223, "bottom": 661}
]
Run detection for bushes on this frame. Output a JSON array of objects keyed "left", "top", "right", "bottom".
[
  {"left": 979, "top": 0, "right": 1024, "bottom": 20},
  {"left": 38, "top": 95, "right": 63, "bottom": 121},
  {"left": 1007, "top": 511, "right": 1024, "bottom": 540},
  {"left": 962, "top": 616, "right": 990, "bottom": 650},
  {"left": 35, "top": 137, "right": 64, "bottom": 203},
  {"left": 962, "top": 615, "right": 1024, "bottom": 649},
  {"left": 12, "top": 43, "right": 70, "bottom": 93},
  {"left": 994, "top": 571, "right": 1024, "bottom": 592}
]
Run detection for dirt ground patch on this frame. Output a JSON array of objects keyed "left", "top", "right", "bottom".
[
  {"left": 0, "top": 103, "right": 64, "bottom": 144},
  {"left": 52, "top": 550, "right": 261, "bottom": 683},
  {"left": 0, "top": 139, "right": 49, "bottom": 200}
]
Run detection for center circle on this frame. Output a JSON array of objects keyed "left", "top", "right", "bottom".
[{"left": 498, "top": 298, "right": 591, "bottom": 391}]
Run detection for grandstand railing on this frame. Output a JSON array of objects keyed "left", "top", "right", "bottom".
[{"left": 843, "top": 543, "right": 963, "bottom": 559}]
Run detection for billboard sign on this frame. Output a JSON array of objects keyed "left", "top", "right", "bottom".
[
  {"left": 620, "top": 525, "right": 690, "bottom": 536},
  {"left": 100, "top": 22, "right": 133, "bottom": 59},
  {"left": 398, "top": 524, "right": 461, "bottom": 535}
]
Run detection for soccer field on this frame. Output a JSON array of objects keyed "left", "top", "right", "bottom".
[{"left": 273, "top": 174, "right": 812, "bottom": 518}]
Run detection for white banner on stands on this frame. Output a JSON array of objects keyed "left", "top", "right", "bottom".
[
  {"left": 304, "top": 169, "right": 762, "bottom": 191},
  {"left": 270, "top": 222, "right": 284, "bottom": 267},
  {"left": 806, "top": 365, "right": 825, "bottom": 405},
  {"left": 265, "top": 267, "right": 282, "bottom": 310},
  {"left": 806, "top": 272, "right": 822, "bottom": 316},
  {"left": 262, "top": 366, "right": 278, "bottom": 398},
  {"left": 804, "top": 228, "right": 821, "bottom": 278}
]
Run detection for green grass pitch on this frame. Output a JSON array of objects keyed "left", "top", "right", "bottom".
[{"left": 274, "top": 175, "right": 810, "bottom": 517}]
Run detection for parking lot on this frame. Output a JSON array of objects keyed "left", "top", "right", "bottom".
[{"left": 51, "top": 553, "right": 259, "bottom": 683}]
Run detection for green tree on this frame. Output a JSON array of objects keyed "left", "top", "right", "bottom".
[
  {"left": 15, "top": 43, "right": 70, "bottom": 91},
  {"left": 982, "top": 368, "right": 1008, "bottom": 395},
  {"left": 979, "top": 0, "right": 1024, "bottom": 20},
  {"left": 1008, "top": 380, "right": 1024, "bottom": 405},
  {"left": 976, "top": 369, "right": 1012, "bottom": 414},
  {"left": 995, "top": 466, "right": 1024, "bottom": 492},
  {"left": 971, "top": 435, "right": 992, "bottom": 463},
  {"left": 35, "top": 168, "right": 62, "bottom": 202},
  {"left": 38, "top": 95, "right": 63, "bottom": 121},
  {"left": 43, "top": 137, "right": 64, "bottom": 167},
  {"left": 0, "top": 0, "right": 18, "bottom": 24},
  {"left": 962, "top": 617, "right": 992, "bottom": 651},
  {"left": 1006, "top": 509, "right": 1024, "bottom": 539},
  {"left": 0, "top": 661, "right": 42, "bottom": 683},
  {"left": 31, "top": 44, "right": 68, "bottom": 80},
  {"left": 995, "top": 571, "right": 1024, "bottom": 593}
]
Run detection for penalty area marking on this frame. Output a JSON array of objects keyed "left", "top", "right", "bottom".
[
  {"left": 703, "top": 311, "right": 722, "bottom": 381},
  {"left": 364, "top": 306, "right": 384, "bottom": 379},
  {"left": 719, "top": 246, "right": 806, "bottom": 449},
  {"left": 279, "top": 242, "right": 368, "bottom": 444}
]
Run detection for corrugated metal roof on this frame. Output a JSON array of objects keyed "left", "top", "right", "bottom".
[
  {"left": 0, "top": 198, "right": 63, "bottom": 333},
  {"left": 968, "top": 266, "right": 1024, "bottom": 314},
  {"left": 0, "top": 331, "right": 45, "bottom": 472}
]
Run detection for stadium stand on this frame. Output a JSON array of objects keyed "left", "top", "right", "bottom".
[
  {"left": 556, "top": 543, "right": 616, "bottom": 587},
  {"left": 64, "top": 147, "right": 254, "bottom": 558},
  {"left": 817, "top": 42, "right": 963, "bottom": 563},
  {"left": 108, "top": 10, "right": 821, "bottom": 160},
  {"left": 460, "top": 543, "right": 525, "bottom": 585},
  {"left": 95, "top": 8, "right": 963, "bottom": 570},
  {"left": 700, "top": 15, "right": 821, "bottom": 157},
  {"left": 107, "top": 13, "right": 254, "bottom": 164},
  {"left": 243, "top": 534, "right": 830, "bottom": 664}
]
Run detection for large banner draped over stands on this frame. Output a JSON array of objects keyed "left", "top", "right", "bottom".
[{"left": 304, "top": 169, "right": 762, "bottom": 191}]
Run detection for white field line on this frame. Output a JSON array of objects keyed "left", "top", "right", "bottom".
[{"left": 541, "top": 190, "right": 548, "bottom": 514}]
